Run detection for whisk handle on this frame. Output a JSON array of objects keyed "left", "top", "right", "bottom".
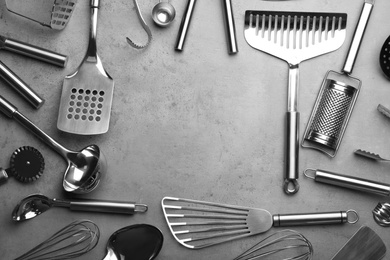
[
  {"left": 56, "top": 199, "right": 148, "bottom": 214},
  {"left": 273, "top": 210, "right": 359, "bottom": 226}
]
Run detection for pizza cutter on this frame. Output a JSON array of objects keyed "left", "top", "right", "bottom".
[{"left": 0, "top": 146, "right": 45, "bottom": 184}]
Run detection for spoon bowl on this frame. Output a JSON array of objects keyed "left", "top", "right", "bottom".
[
  {"left": 12, "top": 194, "right": 51, "bottom": 221},
  {"left": 103, "top": 224, "right": 163, "bottom": 260}
]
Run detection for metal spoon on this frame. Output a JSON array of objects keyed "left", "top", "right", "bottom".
[
  {"left": 103, "top": 224, "right": 163, "bottom": 260},
  {"left": 12, "top": 193, "right": 148, "bottom": 222},
  {"left": 0, "top": 95, "right": 105, "bottom": 194}
]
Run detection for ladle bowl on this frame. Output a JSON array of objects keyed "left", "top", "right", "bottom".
[
  {"left": 0, "top": 96, "right": 105, "bottom": 194},
  {"left": 103, "top": 224, "right": 163, "bottom": 260}
]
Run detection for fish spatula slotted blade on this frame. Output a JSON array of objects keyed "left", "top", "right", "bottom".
[
  {"left": 244, "top": 11, "right": 347, "bottom": 194},
  {"left": 162, "top": 197, "right": 358, "bottom": 249},
  {"left": 57, "top": 0, "right": 114, "bottom": 135}
]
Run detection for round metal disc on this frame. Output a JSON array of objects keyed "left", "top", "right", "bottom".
[
  {"left": 10, "top": 146, "right": 45, "bottom": 183},
  {"left": 379, "top": 35, "right": 390, "bottom": 80}
]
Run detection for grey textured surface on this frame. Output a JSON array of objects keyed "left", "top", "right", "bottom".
[{"left": 0, "top": 0, "right": 390, "bottom": 259}]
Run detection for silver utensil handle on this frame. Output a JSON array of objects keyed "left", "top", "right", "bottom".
[
  {"left": 0, "top": 62, "right": 44, "bottom": 109},
  {"left": 2, "top": 37, "right": 68, "bottom": 67},
  {"left": 0, "top": 95, "right": 70, "bottom": 157},
  {"left": 222, "top": 0, "right": 238, "bottom": 54},
  {"left": 175, "top": 0, "right": 197, "bottom": 51},
  {"left": 305, "top": 168, "right": 390, "bottom": 197},
  {"left": 86, "top": 0, "right": 100, "bottom": 58},
  {"left": 342, "top": 0, "right": 374, "bottom": 74},
  {"left": 273, "top": 210, "right": 358, "bottom": 226},
  {"left": 53, "top": 198, "right": 147, "bottom": 214}
]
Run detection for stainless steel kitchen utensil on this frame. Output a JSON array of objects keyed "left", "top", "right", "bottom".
[
  {"left": 152, "top": 0, "right": 176, "bottom": 27},
  {"left": 0, "top": 35, "right": 68, "bottom": 109},
  {"left": 6, "top": 0, "right": 77, "bottom": 30},
  {"left": 373, "top": 202, "right": 390, "bottom": 227},
  {"left": 0, "top": 95, "right": 106, "bottom": 194},
  {"left": 302, "top": 0, "right": 374, "bottom": 157},
  {"left": 378, "top": 104, "right": 390, "bottom": 119},
  {"left": 331, "top": 226, "right": 386, "bottom": 260},
  {"left": 161, "top": 196, "right": 358, "bottom": 249},
  {"left": 222, "top": 0, "right": 238, "bottom": 54},
  {"left": 354, "top": 149, "right": 390, "bottom": 162},
  {"left": 0, "top": 146, "right": 44, "bottom": 184},
  {"left": 379, "top": 35, "right": 390, "bottom": 79},
  {"left": 12, "top": 193, "right": 148, "bottom": 221},
  {"left": 57, "top": 0, "right": 114, "bottom": 135},
  {"left": 14, "top": 220, "right": 99, "bottom": 260},
  {"left": 103, "top": 224, "right": 163, "bottom": 260},
  {"left": 233, "top": 229, "right": 313, "bottom": 260},
  {"left": 304, "top": 168, "right": 390, "bottom": 197},
  {"left": 127, "top": 0, "right": 152, "bottom": 49},
  {"left": 244, "top": 11, "right": 347, "bottom": 195},
  {"left": 0, "top": 35, "right": 68, "bottom": 67},
  {"left": 175, "top": 0, "right": 197, "bottom": 51}
]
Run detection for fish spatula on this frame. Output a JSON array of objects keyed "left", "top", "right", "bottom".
[
  {"left": 244, "top": 11, "right": 347, "bottom": 194},
  {"left": 57, "top": 0, "right": 114, "bottom": 135},
  {"left": 162, "top": 197, "right": 358, "bottom": 249}
]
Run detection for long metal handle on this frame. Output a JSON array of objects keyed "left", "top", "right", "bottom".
[
  {"left": 273, "top": 210, "right": 358, "bottom": 226},
  {"left": 284, "top": 64, "right": 300, "bottom": 194},
  {"left": 305, "top": 168, "right": 390, "bottom": 197},
  {"left": 342, "top": 0, "right": 374, "bottom": 74},
  {"left": 86, "top": 0, "right": 100, "bottom": 58},
  {"left": 175, "top": 0, "right": 197, "bottom": 51},
  {"left": 1, "top": 37, "right": 68, "bottom": 67},
  {"left": 0, "top": 62, "right": 44, "bottom": 109},
  {"left": 221, "top": 0, "right": 238, "bottom": 54},
  {"left": 53, "top": 198, "right": 148, "bottom": 214},
  {"left": 0, "top": 96, "right": 71, "bottom": 158}
]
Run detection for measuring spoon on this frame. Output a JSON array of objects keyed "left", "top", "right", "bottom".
[
  {"left": 12, "top": 194, "right": 148, "bottom": 222},
  {"left": 103, "top": 224, "right": 163, "bottom": 260},
  {"left": 0, "top": 95, "right": 105, "bottom": 194}
]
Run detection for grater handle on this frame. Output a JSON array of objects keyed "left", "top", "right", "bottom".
[
  {"left": 1, "top": 36, "right": 68, "bottom": 68},
  {"left": 342, "top": 0, "right": 374, "bottom": 74}
]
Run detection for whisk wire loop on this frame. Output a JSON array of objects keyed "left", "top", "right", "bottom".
[{"left": 14, "top": 220, "right": 100, "bottom": 260}]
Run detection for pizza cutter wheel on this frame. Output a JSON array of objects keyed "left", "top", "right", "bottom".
[{"left": 0, "top": 146, "right": 45, "bottom": 184}]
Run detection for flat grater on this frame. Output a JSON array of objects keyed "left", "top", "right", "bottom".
[
  {"left": 244, "top": 10, "right": 347, "bottom": 194},
  {"left": 6, "top": 0, "right": 77, "bottom": 30},
  {"left": 302, "top": 0, "right": 374, "bottom": 157}
]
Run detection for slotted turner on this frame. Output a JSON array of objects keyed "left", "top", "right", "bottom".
[
  {"left": 57, "top": 0, "right": 114, "bottom": 135},
  {"left": 161, "top": 197, "right": 358, "bottom": 249},
  {"left": 244, "top": 11, "right": 347, "bottom": 194}
]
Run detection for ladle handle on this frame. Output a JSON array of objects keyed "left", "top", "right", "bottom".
[
  {"left": 0, "top": 96, "right": 71, "bottom": 158},
  {"left": 54, "top": 198, "right": 148, "bottom": 214}
]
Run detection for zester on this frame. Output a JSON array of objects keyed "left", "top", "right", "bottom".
[
  {"left": 244, "top": 11, "right": 347, "bottom": 194},
  {"left": 57, "top": 0, "right": 114, "bottom": 135},
  {"left": 302, "top": 0, "right": 374, "bottom": 157}
]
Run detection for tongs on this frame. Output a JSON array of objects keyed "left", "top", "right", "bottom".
[{"left": 0, "top": 35, "right": 68, "bottom": 109}]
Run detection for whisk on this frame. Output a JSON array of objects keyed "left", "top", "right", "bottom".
[
  {"left": 373, "top": 202, "right": 390, "bottom": 227},
  {"left": 233, "top": 230, "right": 313, "bottom": 260},
  {"left": 14, "top": 219, "right": 100, "bottom": 260}
]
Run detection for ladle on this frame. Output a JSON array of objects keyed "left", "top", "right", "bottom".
[
  {"left": 103, "top": 224, "right": 163, "bottom": 260},
  {"left": 0, "top": 95, "right": 105, "bottom": 194},
  {"left": 12, "top": 194, "right": 148, "bottom": 222}
]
